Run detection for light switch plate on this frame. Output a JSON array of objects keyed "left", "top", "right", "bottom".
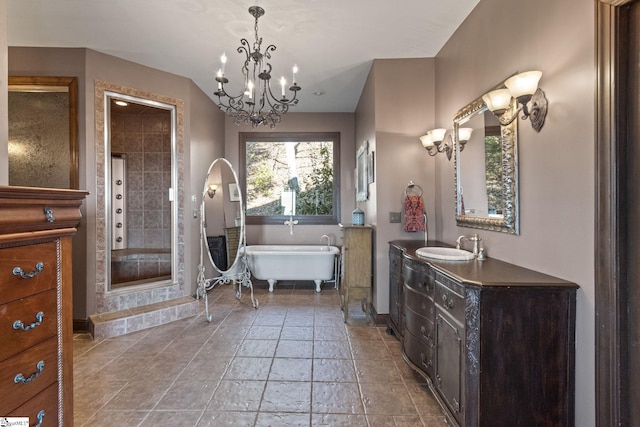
[{"left": 389, "top": 211, "right": 401, "bottom": 223}]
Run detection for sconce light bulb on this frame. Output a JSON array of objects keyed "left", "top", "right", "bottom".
[
  {"left": 504, "top": 70, "right": 542, "bottom": 99},
  {"left": 420, "top": 134, "right": 434, "bottom": 148},
  {"left": 430, "top": 128, "right": 447, "bottom": 144},
  {"left": 458, "top": 127, "right": 473, "bottom": 142},
  {"left": 482, "top": 89, "right": 512, "bottom": 113}
]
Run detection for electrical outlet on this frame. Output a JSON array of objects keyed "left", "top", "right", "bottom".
[
  {"left": 389, "top": 211, "right": 401, "bottom": 223},
  {"left": 193, "top": 209, "right": 198, "bottom": 218}
]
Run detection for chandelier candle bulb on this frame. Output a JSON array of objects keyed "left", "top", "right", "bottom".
[
  {"left": 293, "top": 65, "right": 298, "bottom": 84},
  {"left": 280, "top": 77, "right": 286, "bottom": 97},
  {"left": 220, "top": 52, "right": 227, "bottom": 74}
]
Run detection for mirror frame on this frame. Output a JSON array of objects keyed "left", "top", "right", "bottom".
[
  {"left": 201, "top": 158, "right": 245, "bottom": 275},
  {"left": 454, "top": 94, "right": 519, "bottom": 234},
  {"left": 8, "top": 76, "right": 79, "bottom": 189}
]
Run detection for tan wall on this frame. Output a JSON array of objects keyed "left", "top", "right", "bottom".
[
  {"left": 434, "top": 0, "right": 595, "bottom": 424},
  {"left": 355, "top": 58, "right": 437, "bottom": 312}
]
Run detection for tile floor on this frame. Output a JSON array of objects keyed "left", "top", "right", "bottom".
[{"left": 73, "top": 281, "right": 449, "bottom": 426}]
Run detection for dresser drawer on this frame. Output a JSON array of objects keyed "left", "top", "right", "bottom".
[
  {"left": 9, "top": 382, "right": 58, "bottom": 426},
  {"left": 404, "top": 329, "right": 434, "bottom": 377},
  {"left": 0, "top": 289, "right": 57, "bottom": 362},
  {"left": 0, "top": 242, "right": 57, "bottom": 305},
  {"left": 404, "top": 284, "right": 434, "bottom": 319},
  {"left": 405, "top": 305, "right": 435, "bottom": 345},
  {"left": 435, "top": 274, "right": 465, "bottom": 322},
  {"left": 403, "top": 258, "right": 434, "bottom": 296},
  {"left": 0, "top": 336, "right": 58, "bottom": 414}
]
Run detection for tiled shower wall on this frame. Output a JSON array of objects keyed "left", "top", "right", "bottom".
[{"left": 111, "top": 109, "right": 172, "bottom": 249}]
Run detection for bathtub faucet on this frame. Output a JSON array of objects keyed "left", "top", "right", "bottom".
[
  {"left": 284, "top": 217, "right": 298, "bottom": 235},
  {"left": 320, "top": 234, "right": 331, "bottom": 248}
]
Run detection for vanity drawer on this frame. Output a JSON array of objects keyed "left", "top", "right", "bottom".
[
  {"left": 404, "top": 329, "right": 434, "bottom": 377},
  {"left": 405, "top": 305, "right": 435, "bottom": 345},
  {"left": 403, "top": 259, "right": 434, "bottom": 296},
  {"left": 9, "top": 382, "right": 58, "bottom": 426},
  {"left": 0, "top": 242, "right": 57, "bottom": 305},
  {"left": 0, "top": 289, "right": 57, "bottom": 362},
  {"left": 0, "top": 336, "right": 58, "bottom": 414},
  {"left": 435, "top": 274, "right": 465, "bottom": 321},
  {"left": 405, "top": 285, "right": 435, "bottom": 319}
]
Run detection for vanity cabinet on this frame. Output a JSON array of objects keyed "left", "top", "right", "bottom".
[
  {"left": 390, "top": 240, "right": 578, "bottom": 427},
  {"left": 0, "top": 186, "right": 87, "bottom": 426},
  {"left": 387, "top": 245, "right": 404, "bottom": 336},
  {"left": 339, "top": 224, "right": 373, "bottom": 323}
]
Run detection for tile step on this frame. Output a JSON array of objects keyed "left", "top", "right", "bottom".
[{"left": 89, "top": 296, "right": 200, "bottom": 340}]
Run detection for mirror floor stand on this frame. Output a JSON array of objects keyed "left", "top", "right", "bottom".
[{"left": 196, "top": 254, "right": 258, "bottom": 322}]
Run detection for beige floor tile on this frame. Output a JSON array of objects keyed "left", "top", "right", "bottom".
[
  {"left": 260, "top": 381, "right": 312, "bottom": 413},
  {"left": 311, "top": 382, "right": 364, "bottom": 414},
  {"left": 269, "top": 358, "right": 313, "bottom": 381},
  {"left": 313, "top": 358, "right": 357, "bottom": 382},
  {"left": 74, "top": 284, "right": 449, "bottom": 427}
]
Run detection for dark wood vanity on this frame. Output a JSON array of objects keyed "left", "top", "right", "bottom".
[{"left": 389, "top": 240, "right": 578, "bottom": 427}]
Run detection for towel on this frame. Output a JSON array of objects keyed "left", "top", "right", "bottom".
[{"left": 403, "top": 194, "right": 425, "bottom": 232}]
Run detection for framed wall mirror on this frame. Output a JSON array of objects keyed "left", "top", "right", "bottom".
[
  {"left": 8, "top": 76, "right": 78, "bottom": 189},
  {"left": 454, "top": 94, "right": 519, "bottom": 234}
]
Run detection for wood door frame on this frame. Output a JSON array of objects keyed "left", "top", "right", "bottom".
[{"left": 595, "top": 1, "right": 635, "bottom": 425}]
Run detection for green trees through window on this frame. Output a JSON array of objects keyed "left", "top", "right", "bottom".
[{"left": 240, "top": 132, "right": 340, "bottom": 225}]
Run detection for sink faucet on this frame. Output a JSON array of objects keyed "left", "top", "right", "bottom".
[
  {"left": 423, "top": 212, "right": 428, "bottom": 246},
  {"left": 456, "top": 233, "right": 482, "bottom": 256},
  {"left": 320, "top": 234, "right": 331, "bottom": 248}
]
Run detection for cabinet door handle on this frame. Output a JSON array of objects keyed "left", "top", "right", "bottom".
[
  {"left": 13, "top": 312, "right": 44, "bottom": 331},
  {"left": 12, "top": 262, "right": 45, "bottom": 279},
  {"left": 420, "top": 352, "right": 432, "bottom": 369},
  {"left": 14, "top": 360, "right": 45, "bottom": 384},
  {"left": 43, "top": 207, "right": 55, "bottom": 222}
]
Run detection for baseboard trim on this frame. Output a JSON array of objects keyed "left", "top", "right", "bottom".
[
  {"left": 73, "top": 318, "right": 90, "bottom": 333},
  {"left": 369, "top": 303, "right": 389, "bottom": 326}
]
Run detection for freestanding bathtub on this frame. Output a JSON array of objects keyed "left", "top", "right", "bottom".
[{"left": 244, "top": 245, "right": 340, "bottom": 292}]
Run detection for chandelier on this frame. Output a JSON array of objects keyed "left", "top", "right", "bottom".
[{"left": 214, "top": 6, "right": 301, "bottom": 128}]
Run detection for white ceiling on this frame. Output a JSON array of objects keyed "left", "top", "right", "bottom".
[{"left": 7, "top": 0, "right": 480, "bottom": 113}]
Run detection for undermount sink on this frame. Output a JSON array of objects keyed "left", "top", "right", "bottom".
[{"left": 415, "top": 247, "right": 475, "bottom": 261}]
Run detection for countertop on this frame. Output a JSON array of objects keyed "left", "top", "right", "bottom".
[{"left": 390, "top": 240, "right": 578, "bottom": 289}]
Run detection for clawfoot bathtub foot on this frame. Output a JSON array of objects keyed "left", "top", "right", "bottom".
[
  {"left": 268, "top": 279, "right": 276, "bottom": 292},
  {"left": 314, "top": 280, "right": 322, "bottom": 293}
]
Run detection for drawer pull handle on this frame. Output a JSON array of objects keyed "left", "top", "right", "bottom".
[
  {"left": 420, "top": 325, "right": 432, "bottom": 342},
  {"left": 442, "top": 294, "right": 455, "bottom": 309},
  {"left": 12, "top": 262, "right": 45, "bottom": 279},
  {"left": 43, "top": 207, "right": 55, "bottom": 222},
  {"left": 35, "top": 410, "right": 45, "bottom": 427},
  {"left": 14, "top": 360, "right": 45, "bottom": 384},
  {"left": 13, "top": 312, "right": 44, "bottom": 331},
  {"left": 420, "top": 352, "right": 432, "bottom": 369}
]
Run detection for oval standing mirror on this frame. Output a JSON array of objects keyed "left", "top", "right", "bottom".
[
  {"left": 454, "top": 94, "right": 519, "bottom": 234},
  {"left": 197, "top": 158, "right": 258, "bottom": 321},
  {"left": 201, "top": 158, "right": 244, "bottom": 274}
]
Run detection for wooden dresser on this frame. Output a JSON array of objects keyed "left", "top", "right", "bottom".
[{"left": 0, "top": 186, "right": 87, "bottom": 426}]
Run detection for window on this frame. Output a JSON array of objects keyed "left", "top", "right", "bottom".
[{"left": 240, "top": 132, "right": 341, "bottom": 225}]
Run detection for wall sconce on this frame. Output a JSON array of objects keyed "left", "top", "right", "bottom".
[
  {"left": 457, "top": 127, "right": 473, "bottom": 152},
  {"left": 482, "top": 70, "right": 548, "bottom": 132},
  {"left": 207, "top": 184, "right": 218, "bottom": 198},
  {"left": 419, "top": 128, "right": 454, "bottom": 160}
]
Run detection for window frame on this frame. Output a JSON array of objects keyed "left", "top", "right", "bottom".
[{"left": 239, "top": 132, "right": 341, "bottom": 225}]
